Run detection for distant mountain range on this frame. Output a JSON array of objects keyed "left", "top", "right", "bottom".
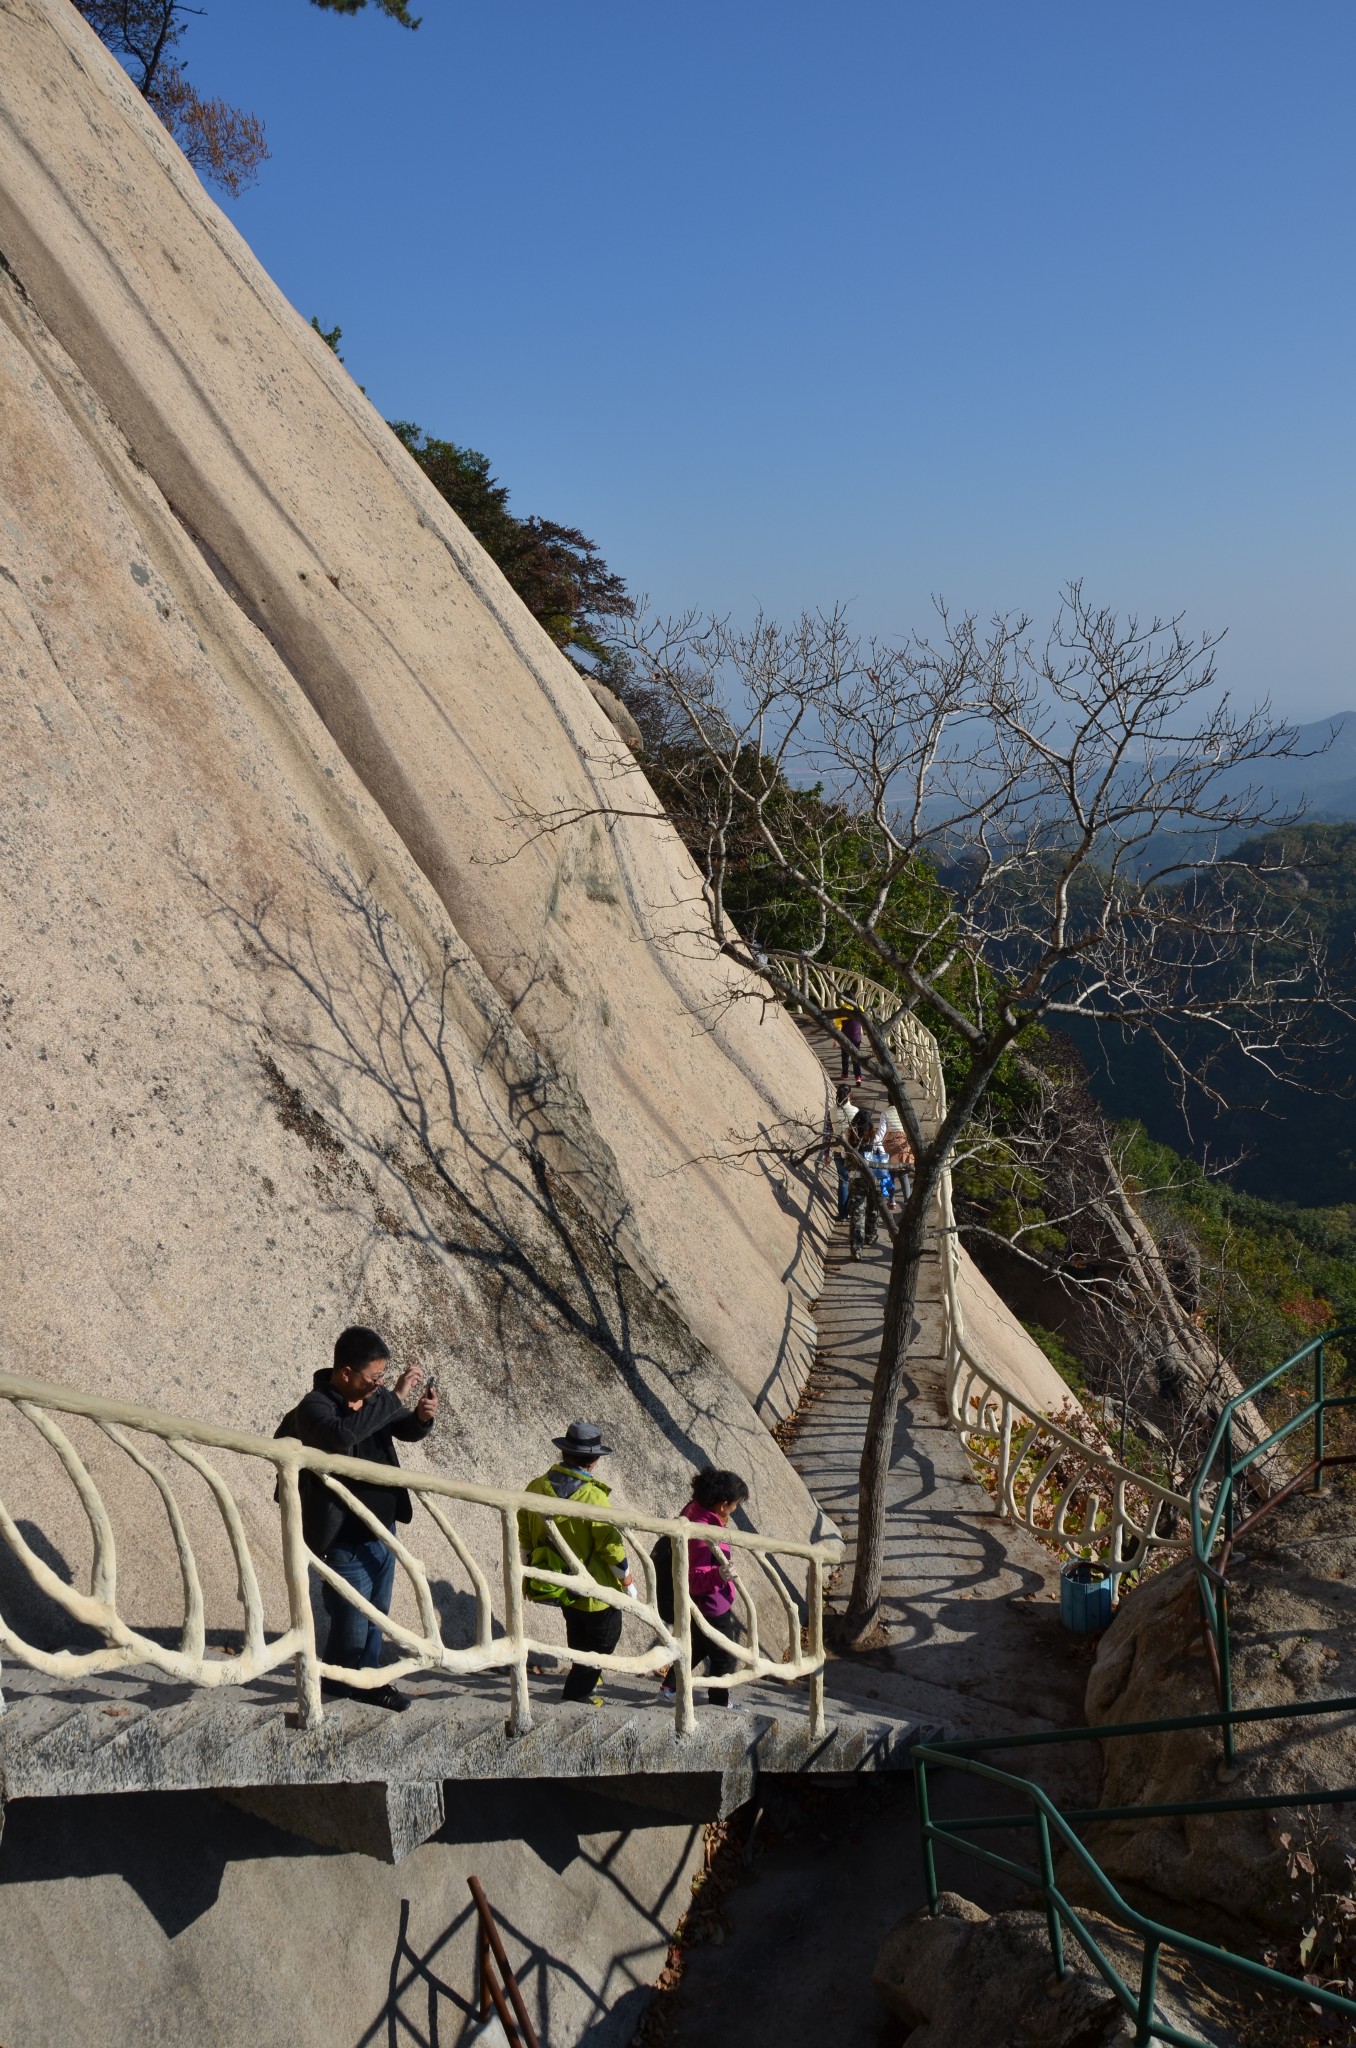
[
  {"left": 1243, "top": 713, "right": 1356, "bottom": 826},
  {"left": 1071, "top": 814, "right": 1356, "bottom": 1208}
]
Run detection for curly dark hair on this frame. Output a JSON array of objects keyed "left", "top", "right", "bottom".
[{"left": 691, "top": 1467, "right": 750, "bottom": 1511}]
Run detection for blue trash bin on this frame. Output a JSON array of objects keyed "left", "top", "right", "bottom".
[{"left": 1060, "top": 1560, "right": 1113, "bottom": 1634}]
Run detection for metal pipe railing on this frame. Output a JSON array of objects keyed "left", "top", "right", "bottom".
[
  {"left": 913, "top": 1743, "right": 1356, "bottom": 2046},
  {"left": 1188, "top": 1327, "right": 1356, "bottom": 1756},
  {"left": 468, "top": 1875, "right": 541, "bottom": 2048},
  {"left": 0, "top": 1369, "right": 839, "bottom": 1736}
]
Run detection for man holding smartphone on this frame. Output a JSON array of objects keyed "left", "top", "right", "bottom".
[{"left": 277, "top": 1325, "right": 438, "bottom": 1711}]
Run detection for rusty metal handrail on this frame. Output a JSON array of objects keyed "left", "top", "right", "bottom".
[{"left": 468, "top": 1875, "right": 541, "bottom": 2048}]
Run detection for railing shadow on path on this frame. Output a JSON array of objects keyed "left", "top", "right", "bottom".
[
  {"left": 772, "top": 956, "right": 1192, "bottom": 1582},
  {"left": 778, "top": 1002, "right": 1101, "bottom": 1768}
]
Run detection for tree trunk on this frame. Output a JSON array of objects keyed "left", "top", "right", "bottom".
[
  {"left": 842, "top": 1187, "right": 930, "bottom": 1642},
  {"left": 1087, "top": 1140, "right": 1272, "bottom": 1465}
]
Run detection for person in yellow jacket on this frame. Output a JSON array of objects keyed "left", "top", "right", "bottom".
[{"left": 518, "top": 1421, "right": 635, "bottom": 1703}]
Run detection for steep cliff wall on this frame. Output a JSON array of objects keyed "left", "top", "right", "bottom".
[
  {"left": 0, "top": 0, "right": 829, "bottom": 1406},
  {"left": 0, "top": 0, "right": 832, "bottom": 1633}
]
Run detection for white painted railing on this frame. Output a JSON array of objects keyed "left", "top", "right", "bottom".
[
  {"left": 768, "top": 954, "right": 1190, "bottom": 1572},
  {"left": 0, "top": 1371, "right": 837, "bottom": 1736}
]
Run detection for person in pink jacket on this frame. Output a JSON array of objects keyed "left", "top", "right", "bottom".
[{"left": 659, "top": 1467, "right": 750, "bottom": 1707}]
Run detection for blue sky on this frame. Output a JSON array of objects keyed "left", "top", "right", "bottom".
[{"left": 186, "top": 1, "right": 1354, "bottom": 716}]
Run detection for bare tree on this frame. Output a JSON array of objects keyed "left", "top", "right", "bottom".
[
  {"left": 73, "top": 2, "right": 269, "bottom": 192},
  {"left": 955, "top": 1059, "right": 1246, "bottom": 1408},
  {"left": 520, "top": 586, "right": 1346, "bottom": 1642},
  {"left": 73, "top": 1, "right": 415, "bottom": 195}
]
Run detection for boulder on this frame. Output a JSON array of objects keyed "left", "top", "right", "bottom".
[
  {"left": 1082, "top": 1483, "right": 1356, "bottom": 1940},
  {"left": 583, "top": 675, "right": 644, "bottom": 751},
  {"left": 872, "top": 1891, "right": 1225, "bottom": 2047}
]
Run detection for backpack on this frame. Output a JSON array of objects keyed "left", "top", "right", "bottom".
[{"left": 525, "top": 1474, "right": 590, "bottom": 1604}]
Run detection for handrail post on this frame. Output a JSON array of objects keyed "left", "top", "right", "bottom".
[
  {"left": 1222, "top": 1419, "right": 1234, "bottom": 1547},
  {"left": 501, "top": 1507, "right": 533, "bottom": 1736},
  {"left": 914, "top": 1753, "right": 940, "bottom": 1914},
  {"left": 1218, "top": 1582, "right": 1235, "bottom": 1766},
  {"left": 672, "top": 1530, "right": 696, "bottom": 1735},
  {"left": 277, "top": 1464, "right": 322, "bottom": 1728},
  {"left": 1134, "top": 1937, "right": 1161, "bottom": 2046},
  {"left": 1315, "top": 1340, "right": 1327, "bottom": 1492},
  {"left": 808, "top": 1554, "right": 826, "bottom": 1739},
  {"left": 997, "top": 1398, "right": 1013, "bottom": 1518},
  {"left": 1036, "top": 1809, "right": 1065, "bottom": 1979}
]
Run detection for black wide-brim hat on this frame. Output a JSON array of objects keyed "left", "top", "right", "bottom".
[{"left": 552, "top": 1420, "right": 614, "bottom": 1458}]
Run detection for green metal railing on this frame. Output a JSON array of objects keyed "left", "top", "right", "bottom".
[
  {"left": 909, "top": 1323, "right": 1356, "bottom": 2043},
  {"left": 1190, "top": 1323, "right": 1356, "bottom": 1763},
  {"left": 915, "top": 1707, "right": 1356, "bottom": 2046}
]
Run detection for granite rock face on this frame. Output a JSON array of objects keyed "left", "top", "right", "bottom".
[
  {"left": 0, "top": 0, "right": 829, "bottom": 1429},
  {"left": 0, "top": 0, "right": 838, "bottom": 1642}
]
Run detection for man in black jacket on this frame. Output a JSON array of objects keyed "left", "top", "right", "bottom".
[{"left": 279, "top": 1325, "right": 437, "bottom": 1712}]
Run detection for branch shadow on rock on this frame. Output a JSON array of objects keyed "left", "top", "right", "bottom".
[{"left": 189, "top": 854, "right": 753, "bottom": 1484}]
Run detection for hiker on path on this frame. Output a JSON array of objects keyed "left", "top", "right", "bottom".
[
  {"left": 846, "top": 1107, "right": 880, "bottom": 1258},
  {"left": 830, "top": 1084, "right": 858, "bottom": 1217},
  {"left": 519, "top": 1422, "right": 635, "bottom": 1704},
  {"left": 878, "top": 1102, "right": 914, "bottom": 1199},
  {"left": 277, "top": 1324, "right": 437, "bottom": 1713},
  {"left": 658, "top": 1468, "right": 750, "bottom": 1709},
  {"left": 837, "top": 1005, "right": 865, "bottom": 1083}
]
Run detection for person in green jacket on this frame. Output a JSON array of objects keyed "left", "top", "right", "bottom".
[{"left": 519, "top": 1421, "right": 635, "bottom": 1703}]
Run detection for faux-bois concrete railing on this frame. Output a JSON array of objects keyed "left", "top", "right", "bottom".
[
  {"left": 769, "top": 954, "right": 1190, "bottom": 1574},
  {"left": 0, "top": 1371, "right": 837, "bottom": 1737}
]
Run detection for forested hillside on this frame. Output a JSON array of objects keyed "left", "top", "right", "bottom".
[
  {"left": 623, "top": 691, "right": 1356, "bottom": 1428},
  {"left": 1076, "top": 822, "right": 1356, "bottom": 1207}
]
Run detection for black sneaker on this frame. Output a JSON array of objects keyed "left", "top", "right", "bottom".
[
  {"left": 320, "top": 1677, "right": 354, "bottom": 1701},
  {"left": 367, "top": 1683, "right": 412, "bottom": 1713}
]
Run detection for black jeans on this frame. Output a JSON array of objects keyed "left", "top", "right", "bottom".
[
  {"left": 562, "top": 1602, "right": 623, "bottom": 1700},
  {"left": 694, "top": 1606, "right": 740, "bottom": 1704}
]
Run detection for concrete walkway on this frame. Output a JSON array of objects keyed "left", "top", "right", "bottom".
[
  {"left": 793, "top": 1019, "right": 1091, "bottom": 1747},
  {"left": 801, "top": 1203, "right": 1094, "bottom": 1745},
  {"left": 661, "top": 1025, "right": 1099, "bottom": 2048}
]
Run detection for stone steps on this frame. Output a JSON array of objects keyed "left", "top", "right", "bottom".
[{"left": 0, "top": 1663, "right": 933, "bottom": 1860}]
